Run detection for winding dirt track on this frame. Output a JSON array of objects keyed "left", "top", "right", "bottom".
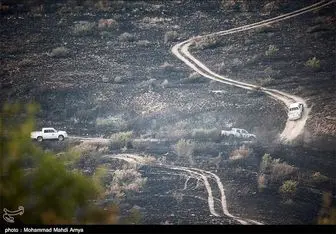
[
  {"left": 104, "top": 154, "right": 263, "bottom": 224},
  {"left": 172, "top": 0, "right": 335, "bottom": 142}
]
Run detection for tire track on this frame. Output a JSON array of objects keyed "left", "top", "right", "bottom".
[
  {"left": 105, "top": 154, "right": 262, "bottom": 224},
  {"left": 172, "top": 0, "right": 335, "bottom": 142}
]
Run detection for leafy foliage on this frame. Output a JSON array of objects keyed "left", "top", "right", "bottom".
[
  {"left": 279, "top": 180, "right": 298, "bottom": 199},
  {"left": 305, "top": 57, "right": 320, "bottom": 70},
  {"left": 0, "top": 103, "right": 118, "bottom": 224}
]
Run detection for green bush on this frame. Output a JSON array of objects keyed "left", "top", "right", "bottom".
[
  {"left": 265, "top": 45, "right": 279, "bottom": 56},
  {"left": 0, "top": 103, "right": 118, "bottom": 224},
  {"left": 305, "top": 57, "right": 320, "bottom": 70},
  {"left": 279, "top": 180, "right": 298, "bottom": 199},
  {"left": 109, "top": 131, "right": 133, "bottom": 150},
  {"left": 164, "top": 31, "right": 179, "bottom": 44},
  {"left": 260, "top": 153, "right": 273, "bottom": 173}
]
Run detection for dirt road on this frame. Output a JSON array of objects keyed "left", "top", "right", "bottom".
[{"left": 172, "top": 0, "right": 334, "bottom": 142}]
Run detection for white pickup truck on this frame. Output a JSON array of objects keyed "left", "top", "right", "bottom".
[
  {"left": 31, "top": 128, "right": 68, "bottom": 142},
  {"left": 221, "top": 128, "right": 256, "bottom": 140},
  {"left": 288, "top": 102, "right": 304, "bottom": 121}
]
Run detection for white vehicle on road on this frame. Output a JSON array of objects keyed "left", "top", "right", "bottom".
[
  {"left": 31, "top": 128, "right": 68, "bottom": 142},
  {"left": 221, "top": 128, "right": 256, "bottom": 140},
  {"left": 288, "top": 102, "right": 304, "bottom": 121}
]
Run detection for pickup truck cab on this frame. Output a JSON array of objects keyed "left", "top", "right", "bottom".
[
  {"left": 288, "top": 102, "right": 304, "bottom": 121},
  {"left": 31, "top": 128, "right": 68, "bottom": 142},
  {"left": 221, "top": 128, "right": 256, "bottom": 140}
]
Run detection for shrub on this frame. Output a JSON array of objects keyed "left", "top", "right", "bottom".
[
  {"left": 136, "top": 40, "right": 151, "bottom": 47},
  {"left": 164, "top": 31, "right": 179, "bottom": 44},
  {"left": 312, "top": 172, "right": 329, "bottom": 184},
  {"left": 265, "top": 45, "right": 279, "bottom": 56},
  {"left": 257, "top": 76, "right": 273, "bottom": 86},
  {"left": 258, "top": 174, "right": 267, "bottom": 192},
  {"left": 119, "top": 32, "right": 135, "bottom": 42},
  {"left": 270, "top": 161, "right": 296, "bottom": 183},
  {"left": 191, "top": 128, "right": 220, "bottom": 142},
  {"left": 184, "top": 72, "right": 203, "bottom": 83},
  {"left": 98, "top": 18, "right": 118, "bottom": 30},
  {"left": 260, "top": 153, "right": 273, "bottom": 173},
  {"left": 73, "top": 21, "right": 96, "bottom": 36},
  {"left": 193, "top": 35, "right": 221, "bottom": 50},
  {"left": 230, "top": 145, "right": 250, "bottom": 160},
  {"left": 305, "top": 57, "right": 320, "bottom": 70},
  {"left": 260, "top": 154, "right": 297, "bottom": 184},
  {"left": 114, "top": 76, "right": 124, "bottom": 83},
  {"left": 159, "top": 62, "right": 176, "bottom": 72},
  {"left": 109, "top": 131, "right": 133, "bottom": 150},
  {"left": 106, "top": 168, "right": 147, "bottom": 200},
  {"left": 49, "top": 47, "right": 69, "bottom": 58},
  {"left": 279, "top": 180, "right": 298, "bottom": 199},
  {"left": 96, "top": 115, "right": 127, "bottom": 129},
  {"left": 173, "top": 139, "right": 195, "bottom": 165}
]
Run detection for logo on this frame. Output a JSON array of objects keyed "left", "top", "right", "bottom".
[{"left": 3, "top": 206, "right": 24, "bottom": 223}]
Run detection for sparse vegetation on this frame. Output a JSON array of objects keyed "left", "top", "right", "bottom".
[
  {"left": 98, "top": 18, "right": 118, "bottom": 30},
  {"left": 230, "top": 145, "right": 250, "bottom": 160},
  {"left": 260, "top": 154, "right": 297, "bottom": 185},
  {"left": 119, "top": 32, "right": 136, "bottom": 42},
  {"left": 311, "top": 171, "right": 329, "bottom": 184},
  {"left": 265, "top": 45, "right": 279, "bottom": 56},
  {"left": 136, "top": 40, "right": 151, "bottom": 47},
  {"left": 305, "top": 57, "right": 320, "bottom": 70},
  {"left": 173, "top": 139, "right": 195, "bottom": 165},
  {"left": 72, "top": 21, "right": 96, "bottom": 36},
  {"left": 258, "top": 174, "right": 267, "bottom": 192},
  {"left": 96, "top": 115, "right": 128, "bottom": 129},
  {"left": 164, "top": 31, "right": 179, "bottom": 44},
  {"left": 192, "top": 35, "right": 222, "bottom": 50},
  {"left": 114, "top": 76, "right": 124, "bottom": 83},
  {"left": 109, "top": 131, "right": 133, "bottom": 150},
  {"left": 191, "top": 128, "right": 220, "bottom": 142},
  {"left": 106, "top": 167, "right": 147, "bottom": 201},
  {"left": 184, "top": 72, "right": 204, "bottom": 83}
]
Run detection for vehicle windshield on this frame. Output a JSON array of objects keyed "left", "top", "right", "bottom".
[{"left": 289, "top": 107, "right": 299, "bottom": 111}]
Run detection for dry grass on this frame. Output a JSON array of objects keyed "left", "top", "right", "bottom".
[
  {"left": 258, "top": 174, "right": 267, "bottom": 192},
  {"left": 230, "top": 145, "right": 250, "bottom": 160}
]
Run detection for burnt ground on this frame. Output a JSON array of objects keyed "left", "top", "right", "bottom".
[{"left": 1, "top": 0, "right": 335, "bottom": 225}]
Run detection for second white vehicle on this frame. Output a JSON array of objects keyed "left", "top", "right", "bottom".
[
  {"left": 31, "top": 128, "right": 68, "bottom": 142},
  {"left": 288, "top": 102, "right": 304, "bottom": 121}
]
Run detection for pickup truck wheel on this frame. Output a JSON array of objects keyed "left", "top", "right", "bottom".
[
  {"left": 37, "top": 136, "right": 43, "bottom": 142},
  {"left": 229, "top": 135, "right": 234, "bottom": 141},
  {"left": 58, "top": 135, "right": 64, "bottom": 141}
]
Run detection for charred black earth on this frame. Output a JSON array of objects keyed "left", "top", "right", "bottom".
[{"left": 1, "top": 0, "right": 335, "bottom": 225}]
